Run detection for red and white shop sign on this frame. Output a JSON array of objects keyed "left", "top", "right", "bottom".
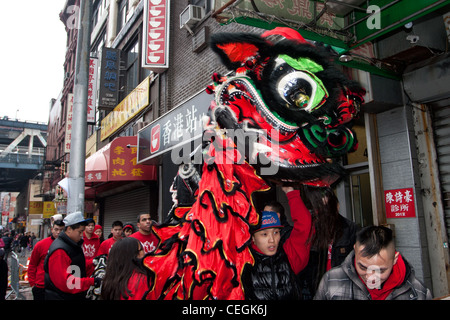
[
  {"left": 142, "top": 0, "right": 170, "bottom": 72},
  {"left": 87, "top": 57, "right": 98, "bottom": 123},
  {"left": 384, "top": 188, "right": 416, "bottom": 218}
]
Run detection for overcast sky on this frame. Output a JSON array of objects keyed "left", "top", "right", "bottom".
[{"left": 0, "top": 1, "right": 67, "bottom": 123}]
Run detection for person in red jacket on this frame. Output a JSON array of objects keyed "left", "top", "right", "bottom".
[
  {"left": 93, "top": 224, "right": 104, "bottom": 243},
  {"left": 96, "top": 220, "right": 123, "bottom": 257},
  {"left": 44, "top": 212, "right": 99, "bottom": 300},
  {"left": 82, "top": 221, "right": 100, "bottom": 259},
  {"left": 242, "top": 186, "right": 312, "bottom": 300},
  {"left": 101, "top": 237, "right": 150, "bottom": 300},
  {"left": 82, "top": 220, "right": 101, "bottom": 277},
  {"left": 130, "top": 213, "right": 159, "bottom": 254},
  {"left": 28, "top": 218, "right": 65, "bottom": 300}
]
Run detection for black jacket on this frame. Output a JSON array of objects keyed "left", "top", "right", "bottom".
[
  {"left": 242, "top": 243, "right": 301, "bottom": 300},
  {"left": 44, "top": 232, "right": 87, "bottom": 300}
]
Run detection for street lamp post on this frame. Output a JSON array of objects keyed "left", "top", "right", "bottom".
[{"left": 67, "top": 0, "right": 92, "bottom": 215}]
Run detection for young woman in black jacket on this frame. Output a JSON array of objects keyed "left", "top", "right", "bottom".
[{"left": 297, "top": 185, "right": 359, "bottom": 300}]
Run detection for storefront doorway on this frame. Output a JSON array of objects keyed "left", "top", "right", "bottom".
[
  {"left": 336, "top": 117, "right": 374, "bottom": 228},
  {"left": 347, "top": 168, "right": 373, "bottom": 228}
]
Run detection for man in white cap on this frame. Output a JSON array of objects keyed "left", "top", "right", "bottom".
[{"left": 44, "top": 212, "right": 101, "bottom": 300}]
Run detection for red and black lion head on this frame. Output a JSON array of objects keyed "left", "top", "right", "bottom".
[{"left": 206, "top": 27, "right": 365, "bottom": 187}]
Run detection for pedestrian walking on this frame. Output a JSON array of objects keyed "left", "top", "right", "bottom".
[
  {"left": 314, "top": 225, "right": 432, "bottom": 300},
  {"left": 0, "top": 248, "right": 7, "bottom": 301},
  {"left": 30, "top": 232, "right": 36, "bottom": 249},
  {"left": 44, "top": 212, "right": 101, "bottom": 300},
  {"left": 28, "top": 218, "right": 65, "bottom": 300},
  {"left": 101, "top": 237, "right": 150, "bottom": 300},
  {"left": 1, "top": 232, "right": 13, "bottom": 260},
  {"left": 19, "top": 232, "right": 30, "bottom": 257}
]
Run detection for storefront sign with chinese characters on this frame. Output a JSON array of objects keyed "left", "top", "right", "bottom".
[
  {"left": 384, "top": 188, "right": 416, "bottom": 219},
  {"left": 85, "top": 136, "right": 156, "bottom": 184},
  {"left": 100, "top": 76, "right": 150, "bottom": 141},
  {"left": 142, "top": 0, "right": 170, "bottom": 72},
  {"left": 99, "top": 48, "right": 121, "bottom": 109},
  {"left": 108, "top": 137, "right": 155, "bottom": 181},
  {"left": 137, "top": 89, "right": 211, "bottom": 164},
  {"left": 28, "top": 201, "right": 43, "bottom": 214},
  {"left": 43, "top": 201, "right": 57, "bottom": 219},
  {"left": 88, "top": 57, "right": 98, "bottom": 123},
  {"left": 64, "top": 93, "right": 74, "bottom": 153}
]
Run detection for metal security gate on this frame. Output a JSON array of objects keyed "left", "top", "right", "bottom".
[
  {"left": 103, "top": 187, "right": 151, "bottom": 237},
  {"left": 432, "top": 104, "right": 450, "bottom": 241}
]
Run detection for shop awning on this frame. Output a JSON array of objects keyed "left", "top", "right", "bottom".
[{"left": 85, "top": 136, "right": 157, "bottom": 186}]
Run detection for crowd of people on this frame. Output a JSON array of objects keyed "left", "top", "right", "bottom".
[{"left": 0, "top": 186, "right": 432, "bottom": 301}]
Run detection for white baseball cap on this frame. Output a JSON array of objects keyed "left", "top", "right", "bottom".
[{"left": 63, "top": 212, "right": 93, "bottom": 227}]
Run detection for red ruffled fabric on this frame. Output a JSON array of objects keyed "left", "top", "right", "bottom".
[{"left": 144, "top": 137, "right": 270, "bottom": 300}]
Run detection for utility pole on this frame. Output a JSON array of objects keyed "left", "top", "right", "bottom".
[{"left": 67, "top": 0, "right": 92, "bottom": 215}]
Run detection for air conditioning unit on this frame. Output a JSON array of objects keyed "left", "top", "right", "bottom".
[{"left": 180, "top": 5, "right": 205, "bottom": 30}]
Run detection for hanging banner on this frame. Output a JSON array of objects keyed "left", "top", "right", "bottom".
[
  {"left": 142, "top": 0, "right": 170, "bottom": 72},
  {"left": 88, "top": 57, "right": 98, "bottom": 123},
  {"left": 384, "top": 188, "right": 416, "bottom": 219}
]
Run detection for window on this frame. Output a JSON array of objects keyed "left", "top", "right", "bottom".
[
  {"left": 92, "top": 0, "right": 102, "bottom": 29},
  {"left": 117, "top": 0, "right": 128, "bottom": 34},
  {"left": 124, "top": 39, "right": 139, "bottom": 98},
  {"left": 89, "top": 30, "right": 106, "bottom": 137},
  {"left": 191, "top": 0, "right": 213, "bottom": 13}
]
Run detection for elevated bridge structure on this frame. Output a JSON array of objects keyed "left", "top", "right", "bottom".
[{"left": 0, "top": 118, "right": 47, "bottom": 192}]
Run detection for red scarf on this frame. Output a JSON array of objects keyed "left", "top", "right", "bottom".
[{"left": 358, "top": 253, "right": 406, "bottom": 300}]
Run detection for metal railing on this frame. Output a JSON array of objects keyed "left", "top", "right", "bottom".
[
  {"left": 0, "top": 144, "right": 45, "bottom": 166},
  {"left": 5, "top": 252, "right": 26, "bottom": 300}
]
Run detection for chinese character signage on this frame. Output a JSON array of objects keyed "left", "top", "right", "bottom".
[
  {"left": 88, "top": 57, "right": 98, "bottom": 123},
  {"left": 384, "top": 188, "right": 416, "bottom": 218},
  {"left": 43, "top": 201, "right": 57, "bottom": 219},
  {"left": 109, "top": 136, "right": 156, "bottom": 181},
  {"left": 85, "top": 136, "right": 157, "bottom": 184},
  {"left": 214, "top": 0, "right": 346, "bottom": 43},
  {"left": 28, "top": 201, "right": 43, "bottom": 214},
  {"left": 99, "top": 48, "right": 121, "bottom": 109},
  {"left": 64, "top": 93, "right": 74, "bottom": 153},
  {"left": 100, "top": 76, "right": 150, "bottom": 141},
  {"left": 84, "top": 143, "right": 109, "bottom": 184},
  {"left": 138, "top": 89, "right": 212, "bottom": 164},
  {"left": 142, "top": 0, "right": 170, "bottom": 72}
]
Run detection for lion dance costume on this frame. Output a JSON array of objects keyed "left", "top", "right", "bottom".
[{"left": 142, "top": 27, "right": 365, "bottom": 300}]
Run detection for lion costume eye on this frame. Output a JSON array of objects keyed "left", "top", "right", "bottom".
[
  {"left": 273, "top": 57, "right": 328, "bottom": 113},
  {"left": 278, "top": 71, "right": 315, "bottom": 110}
]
